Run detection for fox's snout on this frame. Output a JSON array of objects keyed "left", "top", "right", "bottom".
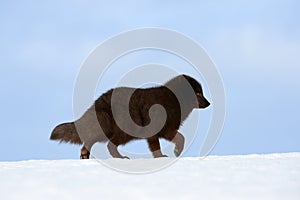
[{"left": 198, "top": 97, "right": 210, "bottom": 108}]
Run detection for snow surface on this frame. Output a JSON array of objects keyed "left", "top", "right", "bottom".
[{"left": 0, "top": 153, "right": 299, "bottom": 200}]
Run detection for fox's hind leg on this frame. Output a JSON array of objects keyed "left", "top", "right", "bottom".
[
  {"left": 147, "top": 137, "right": 167, "bottom": 158},
  {"left": 80, "top": 141, "right": 96, "bottom": 159},
  {"left": 80, "top": 146, "right": 90, "bottom": 159}
]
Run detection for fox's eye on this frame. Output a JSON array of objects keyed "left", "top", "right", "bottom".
[{"left": 196, "top": 92, "right": 202, "bottom": 97}]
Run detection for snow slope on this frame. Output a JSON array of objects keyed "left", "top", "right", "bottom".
[{"left": 0, "top": 153, "right": 299, "bottom": 200}]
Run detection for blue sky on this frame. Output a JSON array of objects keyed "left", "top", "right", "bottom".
[{"left": 0, "top": 0, "right": 299, "bottom": 161}]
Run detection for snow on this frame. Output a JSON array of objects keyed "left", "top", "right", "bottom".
[{"left": 0, "top": 153, "right": 299, "bottom": 200}]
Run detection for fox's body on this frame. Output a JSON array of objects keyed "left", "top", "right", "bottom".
[{"left": 50, "top": 74, "right": 210, "bottom": 159}]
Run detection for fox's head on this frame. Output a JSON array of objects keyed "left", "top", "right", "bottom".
[{"left": 183, "top": 75, "right": 210, "bottom": 109}]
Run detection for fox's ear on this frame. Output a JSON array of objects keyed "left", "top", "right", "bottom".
[
  {"left": 182, "top": 75, "right": 194, "bottom": 85},
  {"left": 182, "top": 74, "right": 191, "bottom": 81},
  {"left": 199, "top": 84, "right": 203, "bottom": 92}
]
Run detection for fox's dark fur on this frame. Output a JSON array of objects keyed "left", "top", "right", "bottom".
[{"left": 50, "top": 74, "right": 210, "bottom": 159}]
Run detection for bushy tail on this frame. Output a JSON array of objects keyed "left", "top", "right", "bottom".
[{"left": 50, "top": 122, "right": 82, "bottom": 144}]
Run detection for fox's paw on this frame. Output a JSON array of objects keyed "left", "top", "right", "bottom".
[
  {"left": 174, "top": 145, "right": 183, "bottom": 157},
  {"left": 121, "top": 156, "right": 130, "bottom": 159},
  {"left": 80, "top": 153, "right": 90, "bottom": 159},
  {"left": 154, "top": 154, "right": 168, "bottom": 158}
]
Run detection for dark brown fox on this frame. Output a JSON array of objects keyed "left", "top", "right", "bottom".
[{"left": 50, "top": 74, "right": 210, "bottom": 159}]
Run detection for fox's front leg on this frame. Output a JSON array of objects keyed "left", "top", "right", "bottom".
[
  {"left": 107, "top": 141, "right": 129, "bottom": 159},
  {"left": 162, "top": 131, "right": 185, "bottom": 157},
  {"left": 147, "top": 137, "right": 167, "bottom": 158},
  {"left": 173, "top": 132, "right": 185, "bottom": 157}
]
